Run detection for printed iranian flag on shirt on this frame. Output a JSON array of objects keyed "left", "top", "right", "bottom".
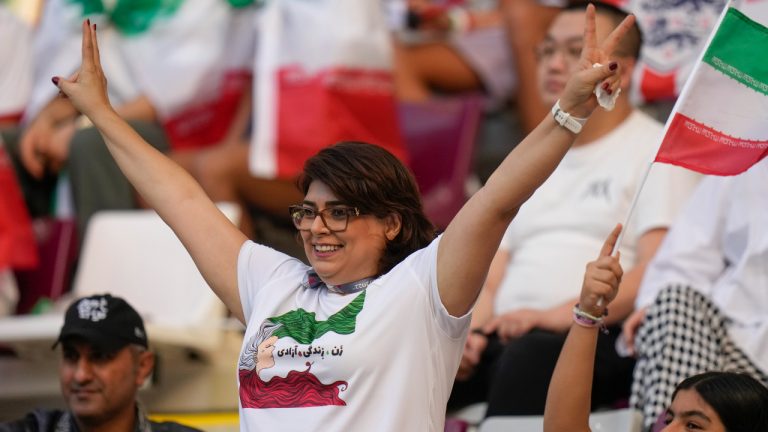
[{"left": 655, "top": 5, "right": 768, "bottom": 175}]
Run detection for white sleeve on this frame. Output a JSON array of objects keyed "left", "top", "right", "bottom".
[
  {"left": 237, "top": 240, "right": 306, "bottom": 321},
  {"left": 632, "top": 163, "right": 701, "bottom": 236},
  {"left": 405, "top": 235, "right": 472, "bottom": 339},
  {"left": 635, "top": 175, "right": 730, "bottom": 308}
]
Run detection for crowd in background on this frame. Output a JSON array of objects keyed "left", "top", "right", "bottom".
[{"left": 0, "top": 0, "right": 766, "bottom": 430}]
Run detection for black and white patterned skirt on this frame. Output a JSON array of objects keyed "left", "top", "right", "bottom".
[{"left": 630, "top": 284, "right": 768, "bottom": 430}]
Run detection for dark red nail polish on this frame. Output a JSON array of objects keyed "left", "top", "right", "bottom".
[
  {"left": 87, "top": 18, "right": 90, "bottom": 26},
  {"left": 94, "top": 23, "right": 97, "bottom": 30},
  {"left": 52, "top": 77, "right": 59, "bottom": 85},
  {"left": 609, "top": 61, "right": 618, "bottom": 71},
  {"left": 602, "top": 82, "right": 609, "bottom": 90},
  {"left": 607, "top": 88, "right": 613, "bottom": 95}
]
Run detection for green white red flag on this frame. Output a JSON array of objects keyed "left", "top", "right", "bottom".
[{"left": 654, "top": 5, "right": 768, "bottom": 175}]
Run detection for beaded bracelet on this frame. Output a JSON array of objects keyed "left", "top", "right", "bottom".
[{"left": 573, "top": 304, "right": 609, "bottom": 334}]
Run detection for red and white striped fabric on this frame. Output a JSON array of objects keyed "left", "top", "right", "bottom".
[
  {"left": 0, "top": 144, "right": 37, "bottom": 270},
  {"left": 250, "top": 0, "right": 406, "bottom": 179},
  {"left": 26, "top": 0, "right": 239, "bottom": 150},
  {"left": 654, "top": 3, "right": 768, "bottom": 175}
]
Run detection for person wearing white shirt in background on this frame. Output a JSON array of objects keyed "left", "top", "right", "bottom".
[
  {"left": 451, "top": 1, "right": 700, "bottom": 417},
  {"left": 623, "top": 158, "right": 768, "bottom": 430},
  {"left": 542, "top": 225, "right": 768, "bottom": 432}
]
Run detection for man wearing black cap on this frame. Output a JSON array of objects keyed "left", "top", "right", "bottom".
[{"left": 0, "top": 294, "right": 201, "bottom": 432}]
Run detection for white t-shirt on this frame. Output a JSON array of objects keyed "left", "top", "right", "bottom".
[
  {"left": 236, "top": 236, "right": 469, "bottom": 431},
  {"left": 25, "top": 0, "right": 230, "bottom": 122},
  {"left": 636, "top": 159, "right": 768, "bottom": 373},
  {"left": 0, "top": 7, "right": 32, "bottom": 120},
  {"left": 495, "top": 110, "right": 700, "bottom": 314}
]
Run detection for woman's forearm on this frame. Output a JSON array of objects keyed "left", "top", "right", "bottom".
[{"left": 437, "top": 115, "right": 577, "bottom": 316}]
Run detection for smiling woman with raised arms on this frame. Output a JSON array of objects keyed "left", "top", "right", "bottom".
[{"left": 52, "top": 7, "right": 634, "bottom": 431}]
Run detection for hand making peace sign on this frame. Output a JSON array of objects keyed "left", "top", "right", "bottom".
[
  {"left": 52, "top": 20, "right": 111, "bottom": 119},
  {"left": 557, "top": 4, "right": 636, "bottom": 118}
]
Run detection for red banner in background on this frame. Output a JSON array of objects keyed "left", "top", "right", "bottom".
[
  {"left": 0, "top": 146, "right": 38, "bottom": 270},
  {"left": 275, "top": 67, "right": 406, "bottom": 178},
  {"left": 163, "top": 70, "right": 252, "bottom": 151}
]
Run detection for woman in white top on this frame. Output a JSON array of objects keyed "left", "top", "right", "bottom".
[{"left": 52, "top": 7, "right": 634, "bottom": 430}]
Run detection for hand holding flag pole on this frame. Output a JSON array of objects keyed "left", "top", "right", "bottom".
[{"left": 597, "top": 0, "right": 768, "bottom": 306}]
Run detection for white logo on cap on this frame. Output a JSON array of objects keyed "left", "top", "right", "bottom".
[
  {"left": 134, "top": 327, "right": 144, "bottom": 339},
  {"left": 77, "top": 298, "right": 108, "bottom": 322}
]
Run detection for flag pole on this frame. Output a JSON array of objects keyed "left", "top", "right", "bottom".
[
  {"left": 611, "top": 160, "right": 652, "bottom": 255},
  {"left": 598, "top": 1, "right": 734, "bottom": 307},
  {"left": 610, "top": 0, "right": 733, "bottom": 255}
]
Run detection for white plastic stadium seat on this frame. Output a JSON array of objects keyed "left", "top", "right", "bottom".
[
  {"left": 0, "top": 204, "right": 242, "bottom": 411},
  {"left": 479, "top": 408, "right": 643, "bottom": 432}
]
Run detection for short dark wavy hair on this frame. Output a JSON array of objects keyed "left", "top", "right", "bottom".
[{"left": 298, "top": 142, "right": 436, "bottom": 275}]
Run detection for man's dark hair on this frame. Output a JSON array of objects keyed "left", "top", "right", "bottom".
[{"left": 565, "top": 1, "right": 643, "bottom": 59}]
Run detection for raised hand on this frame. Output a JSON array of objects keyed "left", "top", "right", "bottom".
[
  {"left": 579, "top": 224, "right": 623, "bottom": 318},
  {"left": 52, "top": 20, "right": 111, "bottom": 119},
  {"left": 558, "top": 4, "right": 635, "bottom": 118}
]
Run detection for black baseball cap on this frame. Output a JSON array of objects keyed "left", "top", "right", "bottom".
[{"left": 53, "top": 294, "right": 148, "bottom": 352}]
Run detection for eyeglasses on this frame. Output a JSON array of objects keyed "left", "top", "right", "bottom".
[
  {"left": 288, "top": 205, "right": 361, "bottom": 232},
  {"left": 535, "top": 41, "right": 583, "bottom": 64}
]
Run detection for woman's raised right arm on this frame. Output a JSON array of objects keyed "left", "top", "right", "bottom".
[{"left": 55, "top": 21, "right": 249, "bottom": 322}]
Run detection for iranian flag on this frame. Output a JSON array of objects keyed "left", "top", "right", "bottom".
[{"left": 654, "top": 4, "right": 768, "bottom": 175}]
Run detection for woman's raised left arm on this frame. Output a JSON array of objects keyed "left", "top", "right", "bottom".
[{"left": 436, "top": 5, "right": 635, "bottom": 316}]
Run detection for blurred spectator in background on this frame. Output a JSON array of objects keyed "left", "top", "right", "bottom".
[
  {"left": 181, "top": 5, "right": 303, "bottom": 242},
  {"left": 1, "top": 0, "right": 244, "bottom": 243},
  {"left": 542, "top": 224, "right": 768, "bottom": 432},
  {"left": 0, "top": 4, "right": 32, "bottom": 130},
  {"left": 501, "top": 0, "right": 560, "bottom": 133},
  {"left": 504, "top": 0, "right": 738, "bottom": 129},
  {"left": 0, "top": 294, "right": 201, "bottom": 432},
  {"left": 393, "top": 0, "right": 516, "bottom": 110},
  {"left": 0, "top": 135, "right": 37, "bottom": 317},
  {"left": 0, "top": 4, "right": 35, "bottom": 316},
  {"left": 449, "top": 2, "right": 699, "bottom": 417},
  {"left": 192, "top": 0, "right": 407, "bottom": 251},
  {"left": 624, "top": 159, "right": 768, "bottom": 430}
]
